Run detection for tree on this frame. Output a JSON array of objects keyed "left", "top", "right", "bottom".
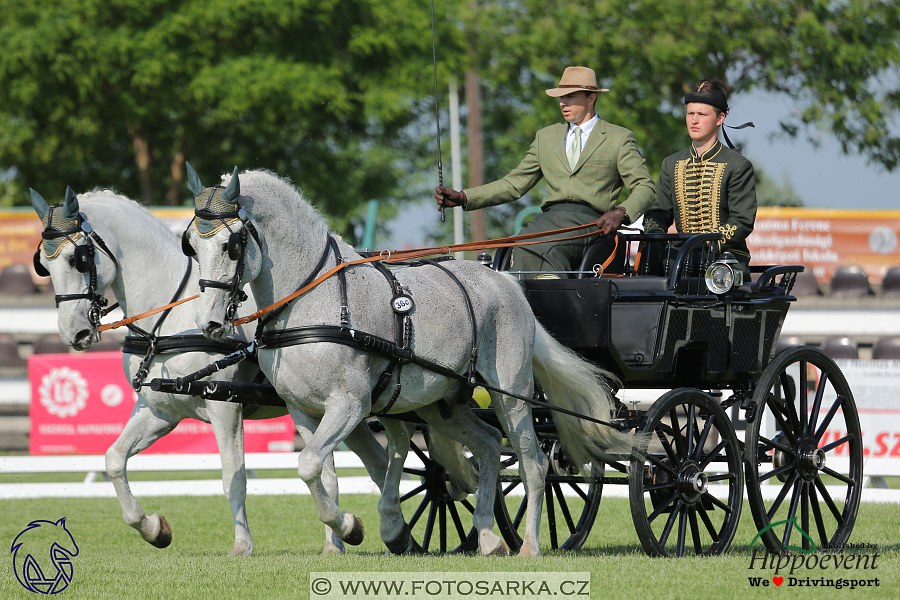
[{"left": 0, "top": 0, "right": 461, "bottom": 239}]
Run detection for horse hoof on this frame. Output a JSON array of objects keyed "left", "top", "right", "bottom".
[
  {"left": 385, "top": 523, "right": 425, "bottom": 555},
  {"left": 150, "top": 515, "right": 172, "bottom": 549},
  {"left": 322, "top": 542, "right": 345, "bottom": 556},
  {"left": 228, "top": 541, "right": 253, "bottom": 557},
  {"left": 343, "top": 516, "right": 365, "bottom": 546},
  {"left": 486, "top": 540, "right": 509, "bottom": 557}
]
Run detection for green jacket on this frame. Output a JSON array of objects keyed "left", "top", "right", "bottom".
[
  {"left": 464, "top": 120, "right": 656, "bottom": 223},
  {"left": 644, "top": 140, "right": 757, "bottom": 264}
]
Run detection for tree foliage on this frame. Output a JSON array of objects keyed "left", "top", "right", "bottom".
[
  {"left": 0, "top": 0, "right": 460, "bottom": 237},
  {"left": 1, "top": 1, "right": 899, "bottom": 243}
]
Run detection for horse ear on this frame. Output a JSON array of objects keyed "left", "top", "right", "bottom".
[
  {"left": 185, "top": 161, "right": 204, "bottom": 197},
  {"left": 61, "top": 186, "right": 80, "bottom": 220},
  {"left": 30, "top": 188, "right": 50, "bottom": 217},
  {"left": 222, "top": 166, "right": 240, "bottom": 203}
]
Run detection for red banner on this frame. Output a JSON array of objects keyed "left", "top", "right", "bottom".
[
  {"left": 28, "top": 352, "right": 295, "bottom": 455},
  {"left": 748, "top": 207, "right": 900, "bottom": 283}
]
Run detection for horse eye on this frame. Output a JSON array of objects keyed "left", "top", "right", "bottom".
[
  {"left": 221, "top": 243, "right": 229, "bottom": 253},
  {"left": 66, "top": 255, "right": 75, "bottom": 268}
]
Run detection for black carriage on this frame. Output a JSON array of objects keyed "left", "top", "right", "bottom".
[{"left": 391, "top": 231, "right": 862, "bottom": 557}]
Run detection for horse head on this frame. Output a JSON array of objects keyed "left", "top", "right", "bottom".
[
  {"left": 31, "top": 188, "right": 117, "bottom": 350},
  {"left": 182, "top": 164, "right": 262, "bottom": 339}
]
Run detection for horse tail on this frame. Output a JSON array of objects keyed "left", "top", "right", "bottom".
[
  {"left": 425, "top": 427, "right": 479, "bottom": 495},
  {"left": 531, "top": 318, "right": 645, "bottom": 469}
]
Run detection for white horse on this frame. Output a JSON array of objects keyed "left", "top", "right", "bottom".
[
  {"left": 31, "top": 188, "right": 387, "bottom": 556},
  {"left": 186, "top": 168, "right": 638, "bottom": 557}
]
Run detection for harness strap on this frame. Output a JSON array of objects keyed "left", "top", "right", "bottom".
[
  {"left": 126, "top": 258, "right": 197, "bottom": 390},
  {"left": 256, "top": 325, "right": 622, "bottom": 429},
  {"left": 367, "top": 260, "right": 410, "bottom": 415},
  {"left": 417, "top": 258, "right": 479, "bottom": 385},
  {"left": 123, "top": 335, "right": 246, "bottom": 356},
  {"left": 255, "top": 233, "right": 334, "bottom": 336}
]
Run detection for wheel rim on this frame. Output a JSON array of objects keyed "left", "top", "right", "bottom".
[
  {"left": 745, "top": 346, "right": 863, "bottom": 553},
  {"left": 399, "top": 438, "right": 478, "bottom": 554},
  {"left": 629, "top": 388, "right": 743, "bottom": 557},
  {"left": 494, "top": 442, "right": 603, "bottom": 552}
]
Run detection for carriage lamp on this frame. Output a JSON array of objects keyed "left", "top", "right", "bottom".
[{"left": 705, "top": 252, "right": 743, "bottom": 295}]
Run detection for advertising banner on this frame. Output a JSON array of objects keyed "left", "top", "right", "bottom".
[
  {"left": 28, "top": 351, "right": 295, "bottom": 455},
  {"left": 831, "top": 360, "right": 900, "bottom": 472},
  {"left": 747, "top": 207, "right": 900, "bottom": 283}
]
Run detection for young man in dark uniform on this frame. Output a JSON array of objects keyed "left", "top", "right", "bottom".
[
  {"left": 643, "top": 79, "right": 757, "bottom": 279},
  {"left": 435, "top": 66, "right": 656, "bottom": 277}
]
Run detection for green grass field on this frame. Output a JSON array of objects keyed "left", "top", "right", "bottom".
[{"left": 1, "top": 494, "right": 897, "bottom": 600}]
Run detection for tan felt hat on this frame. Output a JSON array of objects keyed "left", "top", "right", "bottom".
[{"left": 545, "top": 66, "right": 609, "bottom": 97}]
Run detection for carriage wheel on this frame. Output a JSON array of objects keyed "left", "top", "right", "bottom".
[
  {"left": 399, "top": 435, "right": 478, "bottom": 554},
  {"left": 629, "top": 388, "right": 743, "bottom": 557},
  {"left": 744, "top": 346, "right": 862, "bottom": 553},
  {"left": 493, "top": 441, "right": 603, "bottom": 551}
]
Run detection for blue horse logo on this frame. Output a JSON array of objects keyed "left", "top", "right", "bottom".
[{"left": 11, "top": 518, "right": 79, "bottom": 594}]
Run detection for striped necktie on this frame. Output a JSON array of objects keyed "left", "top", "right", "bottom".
[{"left": 567, "top": 126, "right": 582, "bottom": 170}]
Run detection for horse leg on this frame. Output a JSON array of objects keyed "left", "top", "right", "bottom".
[
  {"left": 290, "top": 402, "right": 366, "bottom": 545},
  {"left": 206, "top": 400, "right": 253, "bottom": 557},
  {"left": 290, "top": 411, "right": 346, "bottom": 555},
  {"left": 342, "top": 421, "right": 389, "bottom": 494},
  {"left": 416, "top": 403, "right": 507, "bottom": 556},
  {"left": 490, "top": 391, "right": 548, "bottom": 557},
  {"left": 377, "top": 418, "right": 418, "bottom": 554},
  {"left": 104, "top": 401, "right": 179, "bottom": 548}
]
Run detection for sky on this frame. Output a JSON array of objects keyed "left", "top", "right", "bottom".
[{"left": 384, "top": 90, "right": 900, "bottom": 249}]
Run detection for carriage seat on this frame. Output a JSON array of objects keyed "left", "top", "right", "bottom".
[{"left": 577, "top": 237, "right": 626, "bottom": 278}]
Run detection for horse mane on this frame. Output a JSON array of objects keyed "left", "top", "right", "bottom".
[
  {"left": 77, "top": 189, "right": 178, "bottom": 244},
  {"left": 221, "top": 169, "right": 330, "bottom": 239}
]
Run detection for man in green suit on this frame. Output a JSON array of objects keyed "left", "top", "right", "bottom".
[{"left": 435, "top": 66, "right": 656, "bottom": 277}]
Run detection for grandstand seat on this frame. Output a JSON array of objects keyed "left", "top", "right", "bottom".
[
  {"left": 829, "top": 265, "right": 871, "bottom": 298},
  {"left": 872, "top": 337, "right": 900, "bottom": 360},
  {"left": 0, "top": 264, "right": 38, "bottom": 295},
  {"left": 0, "top": 334, "right": 26, "bottom": 368},
  {"left": 32, "top": 334, "right": 72, "bottom": 355},
  {"left": 820, "top": 336, "right": 859, "bottom": 360},
  {"left": 774, "top": 335, "right": 806, "bottom": 355},
  {"left": 881, "top": 267, "right": 900, "bottom": 298},
  {"left": 790, "top": 267, "right": 820, "bottom": 296}
]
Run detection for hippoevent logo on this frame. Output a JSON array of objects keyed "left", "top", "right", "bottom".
[
  {"left": 746, "top": 517, "right": 880, "bottom": 590},
  {"left": 10, "top": 518, "right": 79, "bottom": 594}
]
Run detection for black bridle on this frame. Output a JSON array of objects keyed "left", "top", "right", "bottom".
[
  {"left": 182, "top": 194, "right": 262, "bottom": 321},
  {"left": 33, "top": 207, "right": 120, "bottom": 330}
]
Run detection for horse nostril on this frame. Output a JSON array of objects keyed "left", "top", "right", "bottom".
[{"left": 75, "top": 329, "right": 92, "bottom": 344}]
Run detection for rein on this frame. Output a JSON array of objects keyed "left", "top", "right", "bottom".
[
  {"left": 97, "top": 220, "right": 615, "bottom": 331},
  {"left": 232, "top": 223, "right": 615, "bottom": 327}
]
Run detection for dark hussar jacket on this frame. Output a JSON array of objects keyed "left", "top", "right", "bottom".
[{"left": 644, "top": 140, "right": 757, "bottom": 266}]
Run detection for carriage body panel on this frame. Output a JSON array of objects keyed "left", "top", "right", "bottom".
[{"left": 521, "top": 275, "right": 791, "bottom": 388}]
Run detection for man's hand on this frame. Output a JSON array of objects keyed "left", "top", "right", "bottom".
[
  {"left": 596, "top": 206, "right": 628, "bottom": 236},
  {"left": 435, "top": 186, "right": 466, "bottom": 210}
]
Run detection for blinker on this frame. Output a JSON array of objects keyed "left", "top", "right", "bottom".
[
  {"left": 74, "top": 244, "right": 94, "bottom": 273},
  {"left": 227, "top": 231, "right": 243, "bottom": 261},
  {"left": 181, "top": 230, "right": 195, "bottom": 257},
  {"left": 33, "top": 250, "right": 49, "bottom": 277}
]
